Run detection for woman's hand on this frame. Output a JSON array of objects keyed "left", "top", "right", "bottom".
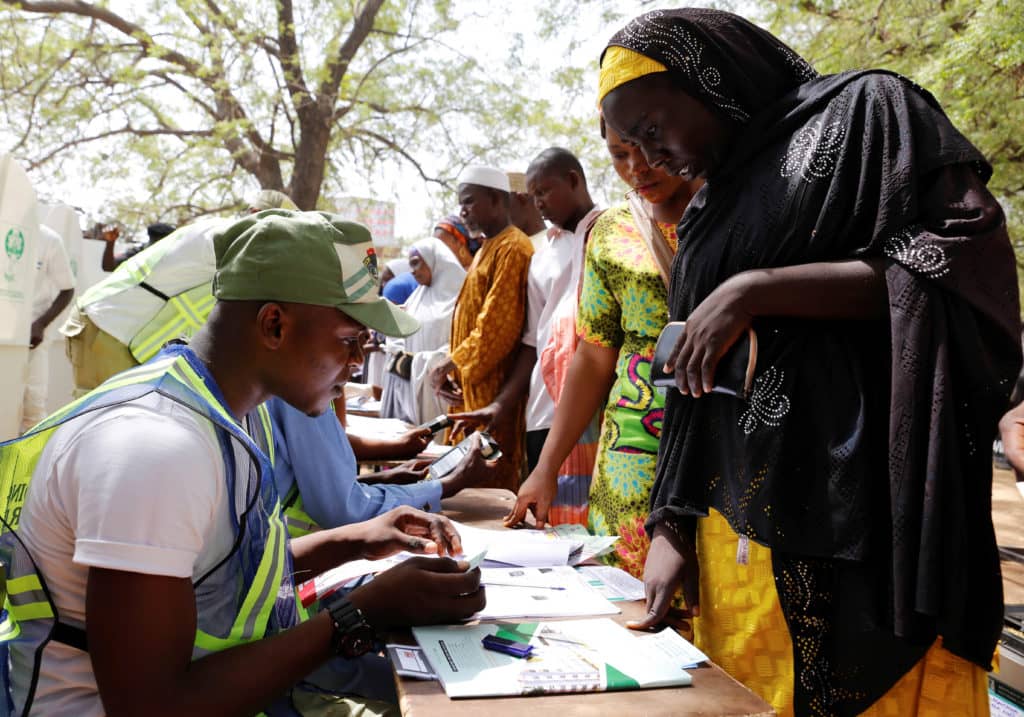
[
  {"left": 665, "top": 277, "right": 753, "bottom": 397},
  {"left": 627, "top": 521, "right": 700, "bottom": 630},
  {"left": 504, "top": 468, "right": 558, "bottom": 528},
  {"left": 357, "top": 506, "right": 462, "bottom": 559}
]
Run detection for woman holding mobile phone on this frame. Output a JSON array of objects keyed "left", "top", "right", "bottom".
[{"left": 599, "top": 9, "right": 1020, "bottom": 715}]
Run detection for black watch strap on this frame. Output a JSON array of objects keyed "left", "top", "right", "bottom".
[{"left": 325, "top": 595, "right": 376, "bottom": 658}]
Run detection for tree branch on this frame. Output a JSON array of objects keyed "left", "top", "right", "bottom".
[{"left": 320, "top": 0, "right": 386, "bottom": 108}]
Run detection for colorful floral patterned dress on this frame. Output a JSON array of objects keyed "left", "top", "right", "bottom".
[{"left": 576, "top": 203, "right": 676, "bottom": 579}]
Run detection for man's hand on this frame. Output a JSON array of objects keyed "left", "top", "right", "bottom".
[
  {"left": 357, "top": 506, "right": 462, "bottom": 559},
  {"left": 1000, "top": 402, "right": 1024, "bottom": 480},
  {"left": 503, "top": 469, "right": 558, "bottom": 528},
  {"left": 360, "top": 459, "right": 431, "bottom": 486},
  {"left": 393, "top": 427, "right": 432, "bottom": 458},
  {"left": 429, "top": 357, "right": 463, "bottom": 405},
  {"left": 627, "top": 522, "right": 699, "bottom": 631},
  {"left": 448, "top": 402, "right": 502, "bottom": 436},
  {"left": 29, "top": 319, "right": 45, "bottom": 349},
  {"left": 100, "top": 224, "right": 120, "bottom": 243},
  {"left": 349, "top": 556, "right": 485, "bottom": 628},
  {"left": 439, "top": 433, "right": 498, "bottom": 498},
  {"left": 429, "top": 357, "right": 456, "bottom": 392}
]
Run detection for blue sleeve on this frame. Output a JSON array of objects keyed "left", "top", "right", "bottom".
[{"left": 268, "top": 398, "right": 442, "bottom": 528}]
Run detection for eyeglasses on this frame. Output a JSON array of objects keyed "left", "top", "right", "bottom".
[{"left": 340, "top": 331, "right": 370, "bottom": 353}]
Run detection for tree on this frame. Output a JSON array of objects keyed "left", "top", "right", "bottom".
[
  {"left": 0, "top": 0, "right": 559, "bottom": 225},
  {"left": 759, "top": 0, "right": 1024, "bottom": 273}
]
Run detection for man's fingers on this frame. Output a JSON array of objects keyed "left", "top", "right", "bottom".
[
  {"left": 432, "top": 517, "right": 462, "bottom": 556},
  {"left": 533, "top": 495, "right": 552, "bottom": 529},
  {"left": 502, "top": 497, "right": 530, "bottom": 527}
]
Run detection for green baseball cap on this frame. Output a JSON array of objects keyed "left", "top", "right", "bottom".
[{"left": 212, "top": 209, "right": 419, "bottom": 337}]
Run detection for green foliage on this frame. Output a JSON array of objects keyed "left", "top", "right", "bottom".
[{"left": 760, "top": 0, "right": 1024, "bottom": 291}]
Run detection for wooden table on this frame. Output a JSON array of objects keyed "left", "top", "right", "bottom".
[{"left": 391, "top": 488, "right": 775, "bottom": 717}]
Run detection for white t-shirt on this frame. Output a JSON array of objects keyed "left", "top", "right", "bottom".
[
  {"left": 32, "top": 225, "right": 75, "bottom": 322},
  {"left": 82, "top": 218, "right": 224, "bottom": 344},
  {"left": 10, "top": 392, "right": 251, "bottom": 716},
  {"left": 522, "top": 207, "right": 603, "bottom": 432}
]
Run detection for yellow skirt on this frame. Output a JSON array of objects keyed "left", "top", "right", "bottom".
[{"left": 694, "top": 509, "right": 989, "bottom": 716}]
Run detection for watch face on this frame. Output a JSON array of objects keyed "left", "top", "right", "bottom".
[{"left": 341, "top": 626, "right": 376, "bottom": 658}]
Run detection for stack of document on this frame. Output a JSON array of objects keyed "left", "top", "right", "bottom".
[{"left": 412, "top": 618, "right": 704, "bottom": 698}]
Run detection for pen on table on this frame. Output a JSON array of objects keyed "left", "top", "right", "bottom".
[{"left": 481, "top": 582, "right": 566, "bottom": 590}]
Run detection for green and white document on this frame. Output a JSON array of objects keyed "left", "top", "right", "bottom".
[{"left": 412, "top": 618, "right": 697, "bottom": 698}]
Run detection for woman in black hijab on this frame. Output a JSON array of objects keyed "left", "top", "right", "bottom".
[{"left": 599, "top": 8, "right": 1021, "bottom": 716}]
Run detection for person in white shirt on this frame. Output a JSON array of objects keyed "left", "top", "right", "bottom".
[
  {"left": 451, "top": 147, "right": 601, "bottom": 472},
  {"left": 22, "top": 224, "right": 75, "bottom": 432}
]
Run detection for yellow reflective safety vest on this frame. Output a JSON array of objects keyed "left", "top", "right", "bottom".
[
  {"left": 0, "top": 344, "right": 299, "bottom": 716},
  {"left": 76, "top": 220, "right": 219, "bottom": 364}
]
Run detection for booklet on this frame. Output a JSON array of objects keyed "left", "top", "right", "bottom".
[{"left": 412, "top": 618, "right": 694, "bottom": 698}]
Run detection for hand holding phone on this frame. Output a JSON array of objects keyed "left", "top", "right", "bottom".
[{"left": 650, "top": 321, "right": 758, "bottom": 399}]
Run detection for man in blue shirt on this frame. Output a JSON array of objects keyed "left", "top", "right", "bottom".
[{"left": 269, "top": 398, "right": 489, "bottom": 531}]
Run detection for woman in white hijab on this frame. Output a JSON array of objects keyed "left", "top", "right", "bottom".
[{"left": 380, "top": 237, "right": 467, "bottom": 424}]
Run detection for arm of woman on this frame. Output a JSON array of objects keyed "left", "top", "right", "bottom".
[
  {"left": 666, "top": 258, "right": 888, "bottom": 397},
  {"left": 504, "top": 338, "right": 618, "bottom": 527}
]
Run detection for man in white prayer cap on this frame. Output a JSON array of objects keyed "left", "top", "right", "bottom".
[{"left": 428, "top": 164, "right": 534, "bottom": 491}]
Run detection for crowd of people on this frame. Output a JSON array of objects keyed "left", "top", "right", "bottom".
[{"left": 3, "top": 7, "right": 1022, "bottom": 717}]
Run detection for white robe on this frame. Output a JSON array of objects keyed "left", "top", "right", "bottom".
[{"left": 380, "top": 238, "right": 466, "bottom": 424}]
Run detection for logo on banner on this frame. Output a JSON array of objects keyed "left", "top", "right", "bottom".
[{"left": 4, "top": 228, "right": 25, "bottom": 282}]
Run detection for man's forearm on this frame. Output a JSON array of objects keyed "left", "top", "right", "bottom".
[
  {"left": 35, "top": 289, "right": 74, "bottom": 331},
  {"left": 290, "top": 524, "right": 367, "bottom": 578},
  {"left": 488, "top": 343, "right": 535, "bottom": 415}
]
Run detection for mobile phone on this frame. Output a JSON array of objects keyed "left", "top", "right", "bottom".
[
  {"left": 650, "top": 321, "right": 758, "bottom": 399},
  {"left": 416, "top": 414, "right": 452, "bottom": 436},
  {"left": 482, "top": 634, "right": 533, "bottom": 658},
  {"left": 428, "top": 431, "right": 501, "bottom": 481}
]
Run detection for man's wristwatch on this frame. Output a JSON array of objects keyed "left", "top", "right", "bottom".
[{"left": 323, "top": 593, "right": 376, "bottom": 658}]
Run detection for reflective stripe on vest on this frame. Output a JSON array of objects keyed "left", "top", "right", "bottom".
[
  {"left": 0, "top": 346, "right": 297, "bottom": 715},
  {"left": 281, "top": 484, "right": 320, "bottom": 540},
  {"left": 128, "top": 281, "right": 215, "bottom": 363}
]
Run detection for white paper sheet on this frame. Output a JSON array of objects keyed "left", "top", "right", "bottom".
[
  {"left": 476, "top": 566, "right": 619, "bottom": 620},
  {"left": 576, "top": 565, "right": 646, "bottom": 602}
]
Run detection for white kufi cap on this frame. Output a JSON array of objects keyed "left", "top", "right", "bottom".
[{"left": 457, "top": 164, "right": 511, "bottom": 193}]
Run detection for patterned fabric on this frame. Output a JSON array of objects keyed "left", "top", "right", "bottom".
[
  {"left": 620, "top": 10, "right": 1019, "bottom": 710},
  {"left": 449, "top": 224, "right": 534, "bottom": 490},
  {"left": 696, "top": 509, "right": 989, "bottom": 717},
  {"left": 577, "top": 204, "right": 676, "bottom": 579}
]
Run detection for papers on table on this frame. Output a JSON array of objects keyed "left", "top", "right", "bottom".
[
  {"left": 412, "top": 618, "right": 693, "bottom": 698},
  {"left": 344, "top": 414, "right": 413, "bottom": 439},
  {"left": 452, "top": 521, "right": 581, "bottom": 567},
  {"left": 576, "top": 565, "right": 646, "bottom": 602},
  {"left": 543, "top": 523, "right": 619, "bottom": 564},
  {"left": 637, "top": 626, "right": 709, "bottom": 669},
  {"left": 477, "top": 566, "right": 619, "bottom": 620}
]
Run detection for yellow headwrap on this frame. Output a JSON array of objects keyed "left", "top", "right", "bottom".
[{"left": 597, "top": 45, "right": 668, "bottom": 105}]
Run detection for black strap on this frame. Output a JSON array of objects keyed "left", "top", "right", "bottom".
[
  {"left": 138, "top": 281, "right": 171, "bottom": 302},
  {"left": 51, "top": 621, "right": 89, "bottom": 652}
]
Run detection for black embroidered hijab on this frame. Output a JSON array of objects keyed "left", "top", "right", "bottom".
[{"left": 605, "top": 8, "right": 1021, "bottom": 715}]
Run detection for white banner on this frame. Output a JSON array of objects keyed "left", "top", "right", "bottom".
[
  {"left": 334, "top": 196, "right": 397, "bottom": 247},
  {"left": 0, "top": 154, "right": 39, "bottom": 346}
]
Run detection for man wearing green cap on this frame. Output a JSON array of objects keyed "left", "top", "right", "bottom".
[{"left": 1, "top": 210, "right": 485, "bottom": 716}]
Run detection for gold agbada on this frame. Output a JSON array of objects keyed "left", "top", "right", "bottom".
[{"left": 448, "top": 224, "right": 534, "bottom": 491}]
